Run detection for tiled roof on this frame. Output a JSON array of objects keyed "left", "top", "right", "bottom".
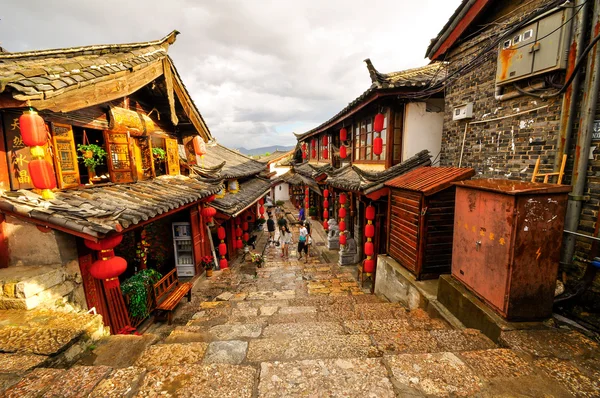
[
  {"left": 256, "top": 150, "right": 294, "bottom": 165},
  {"left": 194, "top": 143, "right": 266, "bottom": 180},
  {"left": 425, "top": 0, "right": 473, "bottom": 59},
  {"left": 385, "top": 167, "right": 475, "bottom": 196},
  {"left": 295, "top": 60, "right": 446, "bottom": 140},
  {"left": 326, "top": 150, "right": 432, "bottom": 193},
  {"left": 294, "top": 162, "right": 333, "bottom": 180},
  {"left": 0, "top": 31, "right": 177, "bottom": 102},
  {"left": 0, "top": 175, "right": 222, "bottom": 239},
  {"left": 212, "top": 178, "right": 271, "bottom": 217}
]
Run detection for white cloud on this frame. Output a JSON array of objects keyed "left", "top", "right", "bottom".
[{"left": 0, "top": 0, "right": 461, "bottom": 148}]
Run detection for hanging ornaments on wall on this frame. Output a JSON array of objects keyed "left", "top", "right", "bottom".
[
  {"left": 302, "top": 142, "right": 307, "bottom": 160},
  {"left": 201, "top": 205, "right": 217, "bottom": 223},
  {"left": 339, "top": 127, "right": 348, "bottom": 159},
  {"left": 258, "top": 197, "right": 265, "bottom": 219},
  {"left": 20, "top": 110, "right": 56, "bottom": 199},
  {"left": 322, "top": 135, "right": 329, "bottom": 160},
  {"left": 242, "top": 217, "right": 250, "bottom": 243},
  {"left": 217, "top": 226, "right": 228, "bottom": 269},
  {"left": 373, "top": 112, "right": 384, "bottom": 157},
  {"left": 193, "top": 135, "right": 207, "bottom": 167},
  {"left": 235, "top": 218, "right": 243, "bottom": 249},
  {"left": 338, "top": 192, "right": 347, "bottom": 247},
  {"left": 364, "top": 204, "right": 376, "bottom": 274},
  {"left": 322, "top": 188, "right": 330, "bottom": 230},
  {"left": 310, "top": 139, "right": 317, "bottom": 159}
]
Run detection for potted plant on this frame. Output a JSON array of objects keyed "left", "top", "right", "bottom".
[
  {"left": 77, "top": 143, "right": 107, "bottom": 183},
  {"left": 309, "top": 206, "right": 317, "bottom": 219},
  {"left": 201, "top": 255, "right": 214, "bottom": 277},
  {"left": 255, "top": 217, "right": 266, "bottom": 231},
  {"left": 152, "top": 147, "right": 166, "bottom": 160},
  {"left": 121, "top": 268, "right": 162, "bottom": 326},
  {"left": 250, "top": 252, "right": 264, "bottom": 268}
]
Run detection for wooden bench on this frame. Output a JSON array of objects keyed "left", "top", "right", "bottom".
[{"left": 153, "top": 269, "right": 192, "bottom": 325}]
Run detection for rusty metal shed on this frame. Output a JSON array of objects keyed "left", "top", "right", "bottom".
[
  {"left": 385, "top": 166, "right": 475, "bottom": 280},
  {"left": 452, "top": 179, "right": 571, "bottom": 320}
]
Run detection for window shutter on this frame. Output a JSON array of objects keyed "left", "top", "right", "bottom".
[
  {"left": 51, "top": 123, "right": 80, "bottom": 188},
  {"left": 104, "top": 130, "right": 136, "bottom": 183},
  {"left": 132, "top": 136, "right": 155, "bottom": 180},
  {"left": 190, "top": 206, "right": 202, "bottom": 273},
  {"left": 165, "top": 137, "right": 180, "bottom": 175}
]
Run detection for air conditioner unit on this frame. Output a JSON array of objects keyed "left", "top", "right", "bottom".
[
  {"left": 495, "top": 7, "right": 572, "bottom": 85},
  {"left": 453, "top": 103, "right": 473, "bottom": 121}
]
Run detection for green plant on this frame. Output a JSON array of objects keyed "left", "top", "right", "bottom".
[
  {"left": 152, "top": 147, "right": 166, "bottom": 160},
  {"left": 200, "top": 255, "right": 214, "bottom": 270},
  {"left": 275, "top": 200, "right": 285, "bottom": 206},
  {"left": 309, "top": 206, "right": 317, "bottom": 216},
  {"left": 121, "top": 269, "right": 162, "bottom": 319},
  {"left": 77, "top": 144, "right": 107, "bottom": 172},
  {"left": 256, "top": 218, "right": 266, "bottom": 225},
  {"left": 250, "top": 252, "right": 264, "bottom": 267}
]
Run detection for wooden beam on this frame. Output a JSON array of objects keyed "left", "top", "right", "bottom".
[
  {"left": 162, "top": 58, "right": 179, "bottom": 126},
  {"left": 0, "top": 210, "right": 100, "bottom": 242},
  {"left": 24, "top": 61, "right": 164, "bottom": 113}
]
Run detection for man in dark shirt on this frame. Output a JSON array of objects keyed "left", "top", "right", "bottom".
[{"left": 267, "top": 215, "right": 276, "bottom": 242}]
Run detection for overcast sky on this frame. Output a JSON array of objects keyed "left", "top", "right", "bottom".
[{"left": 0, "top": 0, "right": 460, "bottom": 149}]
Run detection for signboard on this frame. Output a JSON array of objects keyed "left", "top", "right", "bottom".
[{"left": 593, "top": 120, "right": 600, "bottom": 141}]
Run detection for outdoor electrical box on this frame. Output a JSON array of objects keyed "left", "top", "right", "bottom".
[
  {"left": 452, "top": 103, "right": 473, "bottom": 121},
  {"left": 495, "top": 7, "right": 572, "bottom": 86}
]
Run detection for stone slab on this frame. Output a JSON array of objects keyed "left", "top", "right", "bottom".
[
  {"left": 534, "top": 357, "right": 600, "bottom": 397},
  {"left": 89, "top": 366, "right": 146, "bottom": 398},
  {"left": 203, "top": 340, "right": 248, "bottom": 364},
  {"left": 430, "top": 329, "right": 496, "bottom": 352},
  {"left": 0, "top": 325, "right": 82, "bottom": 355},
  {"left": 38, "top": 365, "right": 112, "bottom": 397},
  {"left": 209, "top": 323, "right": 263, "bottom": 340},
  {"left": 259, "top": 305, "right": 279, "bottom": 316},
  {"left": 91, "top": 334, "right": 158, "bottom": 367},
  {"left": 2, "top": 368, "right": 65, "bottom": 397},
  {"left": 499, "top": 329, "right": 599, "bottom": 360},
  {"left": 372, "top": 330, "right": 440, "bottom": 354},
  {"left": 262, "top": 322, "right": 344, "bottom": 339},
  {"left": 258, "top": 358, "right": 395, "bottom": 398},
  {"left": 0, "top": 353, "right": 48, "bottom": 374},
  {"left": 134, "top": 342, "right": 208, "bottom": 369},
  {"left": 457, "top": 349, "right": 533, "bottom": 379},
  {"left": 134, "top": 364, "right": 256, "bottom": 397},
  {"left": 216, "top": 291, "right": 234, "bottom": 301}
]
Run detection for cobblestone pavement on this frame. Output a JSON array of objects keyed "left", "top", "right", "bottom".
[{"left": 1, "top": 212, "right": 600, "bottom": 397}]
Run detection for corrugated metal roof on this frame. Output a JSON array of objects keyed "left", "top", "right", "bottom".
[{"left": 385, "top": 167, "right": 475, "bottom": 196}]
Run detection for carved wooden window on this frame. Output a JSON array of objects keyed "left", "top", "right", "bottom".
[
  {"left": 104, "top": 130, "right": 135, "bottom": 183},
  {"left": 51, "top": 123, "right": 81, "bottom": 188},
  {"left": 132, "top": 136, "right": 155, "bottom": 180},
  {"left": 165, "top": 137, "right": 180, "bottom": 176}
]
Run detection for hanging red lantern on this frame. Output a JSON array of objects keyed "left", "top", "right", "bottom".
[
  {"left": 236, "top": 239, "right": 243, "bottom": 249},
  {"left": 302, "top": 151, "right": 307, "bottom": 159},
  {"left": 323, "top": 210, "right": 329, "bottom": 219},
  {"left": 323, "top": 189, "right": 329, "bottom": 198},
  {"left": 90, "top": 256, "right": 127, "bottom": 281},
  {"left": 322, "top": 135, "right": 328, "bottom": 146},
  {"left": 340, "top": 128, "right": 347, "bottom": 141},
  {"left": 236, "top": 227, "right": 242, "bottom": 237},
  {"left": 19, "top": 110, "right": 48, "bottom": 147},
  {"left": 311, "top": 149, "right": 316, "bottom": 158},
  {"left": 193, "top": 135, "right": 207, "bottom": 157},
  {"left": 220, "top": 258, "right": 228, "bottom": 269},
  {"left": 259, "top": 205, "right": 265, "bottom": 215},
  {"left": 366, "top": 205, "right": 375, "bottom": 220},
  {"left": 323, "top": 199, "right": 329, "bottom": 208},
  {"left": 364, "top": 258, "right": 375, "bottom": 273},
  {"left": 339, "top": 234, "right": 347, "bottom": 245},
  {"left": 373, "top": 136, "right": 383, "bottom": 156},
  {"left": 259, "top": 198, "right": 264, "bottom": 205},
  {"left": 374, "top": 113, "right": 385, "bottom": 133},
  {"left": 235, "top": 218, "right": 241, "bottom": 225},
  {"left": 217, "top": 226, "right": 226, "bottom": 240},
  {"left": 364, "top": 241, "right": 374, "bottom": 256},
  {"left": 323, "top": 220, "right": 329, "bottom": 230},
  {"left": 340, "top": 145, "right": 347, "bottom": 159},
  {"left": 339, "top": 193, "right": 347, "bottom": 204},
  {"left": 219, "top": 243, "right": 227, "bottom": 256},
  {"left": 302, "top": 142, "right": 307, "bottom": 151},
  {"left": 243, "top": 221, "right": 249, "bottom": 231},
  {"left": 84, "top": 235, "right": 123, "bottom": 251},
  {"left": 365, "top": 223, "right": 375, "bottom": 238},
  {"left": 201, "top": 206, "right": 217, "bottom": 223},
  {"left": 339, "top": 207, "right": 347, "bottom": 218},
  {"left": 322, "top": 148, "right": 328, "bottom": 159},
  {"left": 311, "top": 139, "right": 316, "bottom": 148},
  {"left": 28, "top": 159, "right": 56, "bottom": 190},
  {"left": 339, "top": 220, "right": 346, "bottom": 231},
  {"left": 243, "top": 232, "right": 250, "bottom": 242}
]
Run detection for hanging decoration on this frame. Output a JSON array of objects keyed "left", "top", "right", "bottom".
[
  {"left": 217, "top": 226, "right": 228, "bottom": 269},
  {"left": 339, "top": 127, "right": 348, "bottom": 159},
  {"left": 339, "top": 128, "right": 347, "bottom": 142},
  {"left": 228, "top": 179, "right": 240, "bottom": 194},
  {"left": 340, "top": 145, "right": 347, "bottom": 159},
  {"left": 20, "top": 110, "right": 56, "bottom": 200},
  {"left": 311, "top": 148, "right": 317, "bottom": 159},
  {"left": 339, "top": 192, "right": 347, "bottom": 248},
  {"left": 243, "top": 217, "right": 250, "bottom": 243},
  {"left": 302, "top": 142, "right": 307, "bottom": 160},
  {"left": 364, "top": 204, "right": 376, "bottom": 276},
  {"left": 235, "top": 221, "right": 243, "bottom": 249},
  {"left": 193, "top": 135, "right": 207, "bottom": 167},
  {"left": 373, "top": 112, "right": 384, "bottom": 157},
  {"left": 321, "top": 135, "right": 329, "bottom": 160},
  {"left": 323, "top": 186, "right": 329, "bottom": 229},
  {"left": 201, "top": 205, "right": 217, "bottom": 223},
  {"left": 311, "top": 139, "right": 316, "bottom": 148}
]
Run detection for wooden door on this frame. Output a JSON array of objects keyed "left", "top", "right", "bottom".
[
  {"left": 190, "top": 206, "right": 202, "bottom": 273},
  {"left": 51, "top": 123, "right": 81, "bottom": 188},
  {"left": 104, "top": 131, "right": 136, "bottom": 183}
]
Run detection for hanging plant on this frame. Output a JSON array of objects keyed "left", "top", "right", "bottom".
[
  {"left": 121, "top": 268, "right": 162, "bottom": 319},
  {"left": 152, "top": 147, "right": 166, "bottom": 160},
  {"left": 77, "top": 143, "right": 107, "bottom": 172}
]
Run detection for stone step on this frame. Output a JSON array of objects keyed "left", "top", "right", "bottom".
[
  {"left": 84, "top": 334, "right": 158, "bottom": 367},
  {"left": 262, "top": 321, "right": 345, "bottom": 339}
]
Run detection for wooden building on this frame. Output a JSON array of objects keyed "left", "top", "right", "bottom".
[{"left": 0, "top": 32, "right": 234, "bottom": 333}]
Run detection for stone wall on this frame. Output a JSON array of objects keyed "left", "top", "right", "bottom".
[{"left": 0, "top": 215, "right": 87, "bottom": 311}]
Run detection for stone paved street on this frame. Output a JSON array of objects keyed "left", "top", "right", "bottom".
[{"left": 1, "top": 216, "right": 599, "bottom": 397}]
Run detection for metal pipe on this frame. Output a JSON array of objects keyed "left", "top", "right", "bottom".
[
  {"left": 555, "top": 0, "right": 590, "bottom": 171},
  {"left": 561, "top": 1, "right": 600, "bottom": 266}
]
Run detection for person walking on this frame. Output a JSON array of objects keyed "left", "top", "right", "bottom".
[
  {"left": 304, "top": 220, "right": 312, "bottom": 257},
  {"left": 298, "top": 205, "right": 305, "bottom": 222},
  {"left": 267, "top": 214, "right": 276, "bottom": 243},
  {"left": 280, "top": 225, "right": 292, "bottom": 258},
  {"left": 297, "top": 223, "right": 309, "bottom": 263}
]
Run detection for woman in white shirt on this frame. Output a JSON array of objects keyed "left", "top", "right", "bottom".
[
  {"left": 297, "top": 224, "right": 308, "bottom": 263},
  {"left": 280, "top": 225, "right": 292, "bottom": 258}
]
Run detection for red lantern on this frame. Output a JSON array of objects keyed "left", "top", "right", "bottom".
[
  {"left": 84, "top": 235, "right": 123, "bottom": 252},
  {"left": 236, "top": 239, "right": 243, "bottom": 249},
  {"left": 339, "top": 207, "right": 347, "bottom": 218},
  {"left": 220, "top": 258, "right": 229, "bottom": 269},
  {"left": 364, "top": 241, "right": 374, "bottom": 256},
  {"left": 323, "top": 189, "right": 329, "bottom": 198},
  {"left": 259, "top": 205, "right": 265, "bottom": 215},
  {"left": 323, "top": 220, "right": 329, "bottom": 230},
  {"left": 236, "top": 227, "right": 243, "bottom": 237},
  {"left": 323, "top": 210, "right": 329, "bottom": 219},
  {"left": 373, "top": 136, "right": 383, "bottom": 156},
  {"left": 302, "top": 142, "right": 307, "bottom": 151},
  {"left": 322, "top": 149, "right": 328, "bottom": 159},
  {"left": 311, "top": 149, "right": 316, "bottom": 158},
  {"left": 201, "top": 206, "right": 217, "bottom": 223},
  {"left": 193, "top": 136, "right": 207, "bottom": 157},
  {"left": 364, "top": 258, "right": 375, "bottom": 273},
  {"left": 217, "top": 226, "right": 226, "bottom": 240},
  {"left": 243, "top": 222, "right": 249, "bottom": 231},
  {"left": 374, "top": 113, "right": 385, "bottom": 133},
  {"left": 340, "top": 128, "right": 347, "bottom": 141},
  {"left": 235, "top": 218, "right": 241, "bottom": 225},
  {"left": 323, "top": 199, "right": 329, "bottom": 208},
  {"left": 365, "top": 223, "right": 375, "bottom": 238},
  {"left": 340, "top": 145, "right": 347, "bottom": 159},
  {"left": 366, "top": 205, "right": 375, "bottom": 220},
  {"left": 28, "top": 159, "right": 56, "bottom": 190},
  {"left": 259, "top": 198, "right": 264, "bottom": 205},
  {"left": 219, "top": 243, "right": 227, "bottom": 256},
  {"left": 311, "top": 139, "right": 316, "bottom": 148},
  {"left": 322, "top": 135, "right": 328, "bottom": 146},
  {"left": 339, "top": 234, "right": 347, "bottom": 245},
  {"left": 339, "top": 220, "right": 346, "bottom": 231},
  {"left": 302, "top": 151, "right": 307, "bottom": 159},
  {"left": 339, "top": 193, "right": 347, "bottom": 204},
  {"left": 90, "top": 257, "right": 127, "bottom": 280},
  {"left": 204, "top": 195, "right": 215, "bottom": 202},
  {"left": 19, "top": 111, "right": 48, "bottom": 147},
  {"left": 243, "top": 232, "right": 250, "bottom": 242}
]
